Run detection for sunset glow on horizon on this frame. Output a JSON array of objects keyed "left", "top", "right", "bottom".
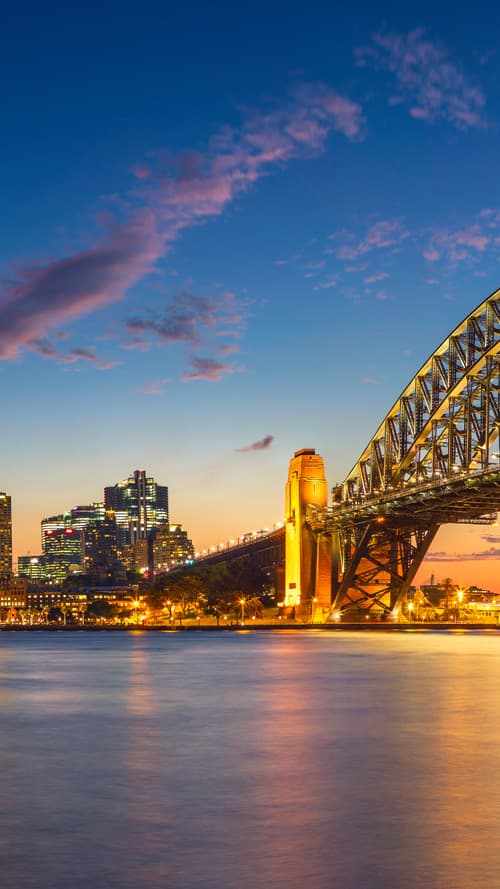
[{"left": 3, "top": 9, "right": 500, "bottom": 590}]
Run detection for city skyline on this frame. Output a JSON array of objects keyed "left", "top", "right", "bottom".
[{"left": 3, "top": 10, "right": 500, "bottom": 589}]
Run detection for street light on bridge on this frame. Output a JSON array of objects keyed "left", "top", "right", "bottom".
[{"left": 239, "top": 597, "right": 246, "bottom": 625}]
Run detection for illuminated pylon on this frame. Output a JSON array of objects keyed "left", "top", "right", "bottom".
[{"left": 285, "top": 449, "right": 332, "bottom": 619}]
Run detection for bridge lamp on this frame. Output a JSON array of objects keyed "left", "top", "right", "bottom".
[
  {"left": 333, "top": 611, "right": 341, "bottom": 622},
  {"left": 239, "top": 597, "right": 246, "bottom": 624},
  {"left": 458, "top": 589, "right": 464, "bottom": 605},
  {"left": 408, "top": 601, "right": 414, "bottom": 621}
]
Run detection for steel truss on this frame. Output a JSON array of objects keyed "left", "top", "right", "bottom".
[
  {"left": 344, "top": 289, "right": 500, "bottom": 498},
  {"left": 331, "top": 522, "right": 438, "bottom": 614},
  {"left": 313, "top": 288, "right": 500, "bottom": 616}
]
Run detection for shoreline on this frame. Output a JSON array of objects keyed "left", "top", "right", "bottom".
[{"left": 1, "top": 622, "right": 500, "bottom": 633}]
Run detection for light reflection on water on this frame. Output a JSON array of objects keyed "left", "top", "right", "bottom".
[{"left": 1, "top": 630, "right": 500, "bottom": 888}]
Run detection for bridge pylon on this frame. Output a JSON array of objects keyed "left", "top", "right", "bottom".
[{"left": 285, "top": 449, "right": 332, "bottom": 620}]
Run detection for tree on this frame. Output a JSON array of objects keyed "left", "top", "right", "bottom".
[{"left": 439, "top": 577, "right": 457, "bottom": 619}]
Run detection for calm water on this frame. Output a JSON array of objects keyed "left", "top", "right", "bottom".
[{"left": 1, "top": 629, "right": 500, "bottom": 889}]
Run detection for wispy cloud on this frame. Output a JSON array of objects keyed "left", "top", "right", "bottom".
[
  {"left": 0, "top": 83, "right": 364, "bottom": 365},
  {"left": 427, "top": 547, "right": 500, "bottom": 562},
  {"left": 364, "top": 272, "right": 389, "bottom": 284},
  {"left": 423, "top": 218, "right": 494, "bottom": 265},
  {"left": 236, "top": 435, "right": 274, "bottom": 452},
  {"left": 182, "top": 357, "right": 236, "bottom": 382},
  {"left": 137, "top": 378, "right": 171, "bottom": 395},
  {"left": 328, "top": 218, "right": 409, "bottom": 261},
  {"left": 31, "top": 339, "right": 119, "bottom": 370},
  {"left": 355, "top": 28, "right": 487, "bottom": 130},
  {"left": 125, "top": 292, "right": 218, "bottom": 347},
  {"left": 0, "top": 214, "right": 162, "bottom": 361}
]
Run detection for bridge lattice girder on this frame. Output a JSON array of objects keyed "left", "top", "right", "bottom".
[
  {"left": 311, "top": 288, "right": 500, "bottom": 615},
  {"left": 344, "top": 289, "right": 500, "bottom": 498}
]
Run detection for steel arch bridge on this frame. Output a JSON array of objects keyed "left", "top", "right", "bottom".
[{"left": 307, "top": 287, "right": 500, "bottom": 617}]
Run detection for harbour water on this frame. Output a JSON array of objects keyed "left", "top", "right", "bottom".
[{"left": 1, "top": 629, "right": 500, "bottom": 889}]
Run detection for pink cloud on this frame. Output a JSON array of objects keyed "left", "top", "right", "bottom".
[
  {"left": 424, "top": 221, "right": 491, "bottom": 266},
  {"left": 356, "top": 29, "right": 487, "bottom": 130},
  {"left": 331, "top": 218, "right": 409, "bottom": 261},
  {"left": 0, "top": 213, "right": 162, "bottom": 360},
  {"left": 0, "top": 82, "right": 363, "bottom": 364},
  {"left": 130, "top": 164, "right": 152, "bottom": 180},
  {"left": 137, "top": 378, "right": 171, "bottom": 395},
  {"left": 364, "top": 272, "right": 389, "bottom": 284},
  {"left": 423, "top": 248, "right": 440, "bottom": 261},
  {"left": 30, "top": 340, "right": 118, "bottom": 370},
  {"left": 182, "top": 357, "right": 235, "bottom": 382}
]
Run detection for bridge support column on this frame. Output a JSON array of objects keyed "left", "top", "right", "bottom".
[{"left": 285, "top": 449, "right": 332, "bottom": 620}]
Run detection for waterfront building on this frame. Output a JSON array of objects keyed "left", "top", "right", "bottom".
[
  {"left": 25, "top": 589, "right": 61, "bottom": 610},
  {"left": 0, "top": 574, "right": 27, "bottom": 608},
  {"left": 0, "top": 492, "right": 12, "bottom": 575},
  {"left": 152, "top": 523, "right": 195, "bottom": 572}
]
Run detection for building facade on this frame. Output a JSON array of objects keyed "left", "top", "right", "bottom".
[
  {"left": 43, "top": 527, "right": 83, "bottom": 584},
  {"left": 105, "top": 469, "right": 169, "bottom": 550},
  {"left": 152, "top": 523, "right": 195, "bottom": 572},
  {"left": 0, "top": 492, "right": 12, "bottom": 575}
]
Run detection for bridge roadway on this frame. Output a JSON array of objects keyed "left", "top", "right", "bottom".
[{"left": 195, "top": 527, "right": 285, "bottom": 574}]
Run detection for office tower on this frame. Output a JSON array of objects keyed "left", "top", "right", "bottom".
[
  {"left": 104, "top": 470, "right": 169, "bottom": 549},
  {"left": 83, "top": 510, "right": 118, "bottom": 579},
  {"left": 70, "top": 502, "right": 106, "bottom": 531},
  {"left": 18, "top": 555, "right": 46, "bottom": 583},
  {"left": 0, "top": 492, "right": 12, "bottom": 575},
  {"left": 43, "top": 527, "right": 83, "bottom": 584},
  {"left": 41, "top": 513, "right": 71, "bottom": 551}
]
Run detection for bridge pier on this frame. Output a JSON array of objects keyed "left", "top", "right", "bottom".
[{"left": 285, "top": 449, "right": 332, "bottom": 620}]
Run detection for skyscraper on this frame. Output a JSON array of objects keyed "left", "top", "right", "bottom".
[
  {"left": 43, "top": 527, "right": 83, "bottom": 584},
  {"left": 104, "top": 470, "right": 169, "bottom": 549},
  {"left": 0, "top": 492, "right": 12, "bottom": 575}
]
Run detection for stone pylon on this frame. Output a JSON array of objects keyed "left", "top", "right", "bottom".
[{"left": 284, "top": 449, "right": 332, "bottom": 620}]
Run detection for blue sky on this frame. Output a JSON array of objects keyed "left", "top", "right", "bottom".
[{"left": 3, "top": 6, "right": 500, "bottom": 587}]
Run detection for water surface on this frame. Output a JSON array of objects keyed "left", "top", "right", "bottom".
[{"left": 1, "top": 629, "right": 499, "bottom": 889}]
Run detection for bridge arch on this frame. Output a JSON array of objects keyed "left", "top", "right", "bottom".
[
  {"left": 306, "top": 288, "right": 500, "bottom": 618},
  {"left": 343, "top": 288, "right": 500, "bottom": 501}
]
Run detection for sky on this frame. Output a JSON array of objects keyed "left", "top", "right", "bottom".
[{"left": 3, "top": 4, "right": 500, "bottom": 589}]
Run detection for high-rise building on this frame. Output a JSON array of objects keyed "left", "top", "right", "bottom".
[
  {"left": 71, "top": 502, "right": 106, "bottom": 531},
  {"left": 41, "top": 513, "right": 71, "bottom": 551},
  {"left": 18, "top": 555, "right": 46, "bottom": 583},
  {"left": 82, "top": 510, "right": 118, "bottom": 579},
  {"left": 43, "top": 527, "right": 83, "bottom": 584},
  {"left": 105, "top": 470, "right": 169, "bottom": 549},
  {"left": 152, "top": 523, "right": 194, "bottom": 572},
  {"left": 0, "top": 492, "right": 12, "bottom": 575}
]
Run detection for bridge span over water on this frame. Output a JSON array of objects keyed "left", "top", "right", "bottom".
[{"left": 198, "top": 289, "right": 500, "bottom": 619}]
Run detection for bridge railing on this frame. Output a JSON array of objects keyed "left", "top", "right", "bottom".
[
  {"left": 309, "top": 463, "right": 500, "bottom": 529},
  {"left": 195, "top": 525, "right": 284, "bottom": 562}
]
